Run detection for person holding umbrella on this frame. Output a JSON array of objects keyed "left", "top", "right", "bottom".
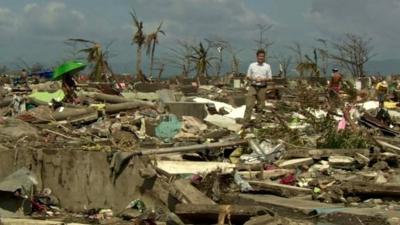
[
  {"left": 62, "top": 72, "right": 78, "bottom": 103},
  {"left": 53, "top": 61, "right": 86, "bottom": 103}
]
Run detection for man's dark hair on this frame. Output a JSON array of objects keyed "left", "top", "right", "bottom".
[{"left": 256, "top": 49, "right": 265, "bottom": 56}]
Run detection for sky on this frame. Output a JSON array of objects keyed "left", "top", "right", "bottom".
[{"left": 0, "top": 0, "right": 400, "bottom": 74}]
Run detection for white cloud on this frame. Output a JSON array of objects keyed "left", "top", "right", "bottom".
[
  {"left": 0, "top": 7, "right": 17, "bottom": 31},
  {"left": 21, "top": 2, "right": 86, "bottom": 37},
  {"left": 126, "top": 0, "right": 275, "bottom": 42},
  {"left": 1, "top": 2, "right": 88, "bottom": 41},
  {"left": 23, "top": 3, "right": 37, "bottom": 13},
  {"left": 306, "top": 0, "right": 400, "bottom": 58}
]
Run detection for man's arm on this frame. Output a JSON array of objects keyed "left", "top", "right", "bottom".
[
  {"left": 267, "top": 65, "right": 272, "bottom": 80},
  {"left": 246, "top": 64, "right": 253, "bottom": 81},
  {"left": 261, "top": 64, "right": 272, "bottom": 81}
]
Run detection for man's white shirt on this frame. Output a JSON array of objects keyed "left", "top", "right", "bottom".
[{"left": 247, "top": 62, "right": 272, "bottom": 80}]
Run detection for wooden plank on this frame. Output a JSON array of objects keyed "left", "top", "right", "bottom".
[
  {"left": 69, "top": 111, "right": 98, "bottom": 124},
  {"left": 0, "top": 218, "right": 88, "bottom": 225},
  {"left": 173, "top": 179, "right": 216, "bottom": 205},
  {"left": 374, "top": 136, "right": 400, "bottom": 145},
  {"left": 285, "top": 148, "right": 371, "bottom": 159},
  {"left": 105, "top": 101, "right": 155, "bottom": 114},
  {"left": 328, "top": 155, "right": 356, "bottom": 169},
  {"left": 376, "top": 139, "right": 400, "bottom": 153},
  {"left": 234, "top": 194, "right": 336, "bottom": 216},
  {"left": 231, "top": 194, "right": 400, "bottom": 225},
  {"left": 340, "top": 181, "right": 400, "bottom": 197},
  {"left": 243, "top": 215, "right": 277, "bottom": 225},
  {"left": 277, "top": 158, "right": 314, "bottom": 169},
  {"left": 155, "top": 161, "right": 236, "bottom": 175},
  {"left": 238, "top": 169, "right": 293, "bottom": 180},
  {"left": 248, "top": 181, "right": 312, "bottom": 197},
  {"left": 137, "top": 139, "right": 248, "bottom": 156},
  {"left": 174, "top": 204, "right": 271, "bottom": 225},
  {"left": 52, "top": 107, "right": 96, "bottom": 121}
]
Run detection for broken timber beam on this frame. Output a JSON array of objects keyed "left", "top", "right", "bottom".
[
  {"left": 248, "top": 181, "right": 312, "bottom": 197},
  {"left": 238, "top": 169, "right": 294, "bottom": 180},
  {"left": 105, "top": 101, "right": 155, "bottom": 114},
  {"left": 375, "top": 139, "right": 400, "bottom": 153},
  {"left": 277, "top": 158, "right": 314, "bottom": 169},
  {"left": 340, "top": 181, "right": 400, "bottom": 197},
  {"left": 135, "top": 139, "right": 248, "bottom": 156},
  {"left": 284, "top": 148, "right": 372, "bottom": 159},
  {"left": 52, "top": 107, "right": 96, "bottom": 121},
  {"left": 156, "top": 161, "right": 236, "bottom": 175},
  {"left": 0, "top": 218, "right": 89, "bottom": 225},
  {"left": 173, "top": 179, "right": 216, "bottom": 205},
  {"left": 229, "top": 194, "right": 400, "bottom": 225},
  {"left": 86, "top": 92, "right": 127, "bottom": 103}
]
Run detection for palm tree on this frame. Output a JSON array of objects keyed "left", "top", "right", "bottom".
[
  {"left": 166, "top": 40, "right": 194, "bottom": 77},
  {"left": 145, "top": 21, "right": 165, "bottom": 80},
  {"left": 130, "top": 9, "right": 146, "bottom": 80},
  {"left": 190, "top": 42, "right": 216, "bottom": 78},
  {"left": 67, "top": 39, "right": 113, "bottom": 82},
  {"left": 227, "top": 46, "right": 243, "bottom": 75},
  {"left": 296, "top": 61, "right": 319, "bottom": 77},
  {"left": 205, "top": 38, "right": 229, "bottom": 76}
]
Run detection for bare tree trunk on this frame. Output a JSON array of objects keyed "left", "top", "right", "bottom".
[
  {"left": 149, "top": 41, "right": 156, "bottom": 80},
  {"left": 233, "top": 56, "right": 239, "bottom": 74},
  {"left": 158, "top": 64, "right": 164, "bottom": 81},
  {"left": 182, "top": 65, "right": 188, "bottom": 77},
  {"left": 185, "top": 58, "right": 191, "bottom": 77},
  {"left": 217, "top": 51, "right": 222, "bottom": 76},
  {"left": 136, "top": 46, "right": 142, "bottom": 80},
  {"left": 203, "top": 65, "right": 207, "bottom": 78}
]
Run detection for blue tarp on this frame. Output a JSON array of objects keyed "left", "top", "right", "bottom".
[
  {"left": 29, "top": 70, "right": 53, "bottom": 78},
  {"left": 155, "top": 114, "right": 182, "bottom": 142}
]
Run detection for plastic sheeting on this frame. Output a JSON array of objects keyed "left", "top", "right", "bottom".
[{"left": 29, "top": 89, "right": 65, "bottom": 104}]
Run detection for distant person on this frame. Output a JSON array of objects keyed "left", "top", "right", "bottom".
[
  {"left": 375, "top": 78, "right": 388, "bottom": 102},
  {"left": 20, "top": 69, "right": 28, "bottom": 86},
  {"left": 243, "top": 49, "right": 272, "bottom": 122},
  {"left": 327, "top": 68, "right": 343, "bottom": 109},
  {"left": 376, "top": 100, "right": 392, "bottom": 127},
  {"left": 328, "top": 68, "right": 343, "bottom": 95}
]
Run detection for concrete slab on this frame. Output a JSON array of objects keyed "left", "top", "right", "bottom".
[
  {"left": 134, "top": 83, "right": 169, "bottom": 93},
  {"left": 228, "top": 95, "right": 246, "bottom": 107},
  {"left": 0, "top": 149, "right": 168, "bottom": 213},
  {"left": 179, "top": 85, "right": 198, "bottom": 96},
  {"left": 164, "top": 102, "right": 207, "bottom": 120}
]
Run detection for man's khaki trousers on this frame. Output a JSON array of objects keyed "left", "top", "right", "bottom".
[{"left": 244, "top": 85, "right": 266, "bottom": 122}]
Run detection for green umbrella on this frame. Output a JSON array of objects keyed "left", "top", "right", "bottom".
[{"left": 52, "top": 60, "right": 86, "bottom": 80}]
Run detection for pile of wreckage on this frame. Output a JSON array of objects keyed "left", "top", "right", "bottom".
[{"left": 1, "top": 76, "right": 400, "bottom": 225}]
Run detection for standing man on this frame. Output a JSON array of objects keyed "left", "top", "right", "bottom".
[{"left": 244, "top": 49, "right": 272, "bottom": 122}]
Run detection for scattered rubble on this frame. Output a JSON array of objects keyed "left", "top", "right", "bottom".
[{"left": 1, "top": 75, "right": 400, "bottom": 225}]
